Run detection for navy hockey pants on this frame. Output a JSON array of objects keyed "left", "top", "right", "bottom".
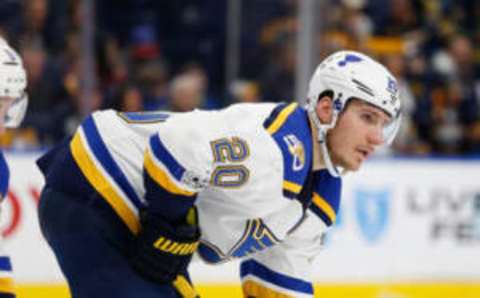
[{"left": 38, "top": 187, "right": 181, "bottom": 298}]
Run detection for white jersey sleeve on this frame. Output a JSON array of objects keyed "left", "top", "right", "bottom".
[{"left": 143, "top": 109, "right": 214, "bottom": 221}]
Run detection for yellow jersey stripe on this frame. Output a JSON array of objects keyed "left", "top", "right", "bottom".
[
  {"left": 266, "top": 103, "right": 298, "bottom": 134},
  {"left": 0, "top": 277, "right": 15, "bottom": 294},
  {"left": 283, "top": 180, "right": 302, "bottom": 194},
  {"left": 70, "top": 132, "right": 140, "bottom": 234},
  {"left": 144, "top": 150, "right": 195, "bottom": 197},
  {"left": 243, "top": 280, "right": 293, "bottom": 298},
  {"left": 312, "top": 192, "right": 336, "bottom": 223}
]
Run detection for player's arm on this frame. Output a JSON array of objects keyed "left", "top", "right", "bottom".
[{"left": 131, "top": 132, "right": 207, "bottom": 294}]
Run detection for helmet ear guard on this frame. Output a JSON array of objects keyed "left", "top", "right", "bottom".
[
  {"left": 306, "top": 90, "right": 337, "bottom": 143},
  {"left": 306, "top": 50, "right": 403, "bottom": 177},
  {"left": 0, "top": 37, "right": 28, "bottom": 128},
  {"left": 4, "top": 93, "right": 28, "bottom": 128}
]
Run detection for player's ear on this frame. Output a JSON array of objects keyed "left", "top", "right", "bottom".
[{"left": 315, "top": 94, "right": 334, "bottom": 124}]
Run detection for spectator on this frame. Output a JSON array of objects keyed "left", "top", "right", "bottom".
[
  {"left": 111, "top": 84, "right": 144, "bottom": 112},
  {"left": 168, "top": 74, "right": 205, "bottom": 112},
  {"left": 230, "top": 80, "right": 261, "bottom": 103}
]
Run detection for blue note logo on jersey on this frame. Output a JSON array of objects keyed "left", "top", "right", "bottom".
[
  {"left": 355, "top": 188, "right": 390, "bottom": 243},
  {"left": 283, "top": 134, "right": 305, "bottom": 171}
]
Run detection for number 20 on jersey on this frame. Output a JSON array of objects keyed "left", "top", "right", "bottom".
[{"left": 210, "top": 137, "right": 250, "bottom": 188}]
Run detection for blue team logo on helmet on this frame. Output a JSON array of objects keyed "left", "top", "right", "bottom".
[
  {"left": 386, "top": 77, "right": 399, "bottom": 106},
  {"left": 337, "top": 54, "right": 363, "bottom": 67},
  {"left": 333, "top": 93, "right": 343, "bottom": 111},
  {"left": 386, "top": 77, "right": 398, "bottom": 94}
]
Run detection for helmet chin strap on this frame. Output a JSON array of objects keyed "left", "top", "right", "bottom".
[
  {"left": 307, "top": 102, "right": 343, "bottom": 178},
  {"left": 318, "top": 130, "right": 342, "bottom": 178}
]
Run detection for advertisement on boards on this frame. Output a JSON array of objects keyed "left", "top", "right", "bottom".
[{"left": 315, "top": 158, "right": 480, "bottom": 282}]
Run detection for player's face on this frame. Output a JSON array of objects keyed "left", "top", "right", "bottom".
[
  {"left": 327, "top": 99, "right": 391, "bottom": 171},
  {"left": 0, "top": 97, "right": 15, "bottom": 133}
]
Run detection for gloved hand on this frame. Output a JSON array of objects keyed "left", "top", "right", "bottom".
[{"left": 130, "top": 209, "right": 200, "bottom": 285}]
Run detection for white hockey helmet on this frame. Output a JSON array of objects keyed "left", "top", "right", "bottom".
[
  {"left": 0, "top": 37, "right": 28, "bottom": 128},
  {"left": 306, "top": 50, "right": 402, "bottom": 177}
]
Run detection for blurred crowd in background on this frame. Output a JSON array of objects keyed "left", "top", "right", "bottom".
[{"left": 1, "top": 0, "right": 480, "bottom": 156}]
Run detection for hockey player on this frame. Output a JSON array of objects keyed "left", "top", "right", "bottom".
[
  {"left": 0, "top": 37, "right": 28, "bottom": 298},
  {"left": 37, "top": 50, "right": 401, "bottom": 298}
]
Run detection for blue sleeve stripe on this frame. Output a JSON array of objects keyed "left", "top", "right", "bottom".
[
  {"left": 149, "top": 135, "right": 186, "bottom": 181},
  {"left": 240, "top": 259, "right": 313, "bottom": 294},
  {"left": 0, "top": 152, "right": 9, "bottom": 199},
  {"left": 144, "top": 149, "right": 195, "bottom": 197},
  {"left": 81, "top": 117, "right": 143, "bottom": 209},
  {"left": 0, "top": 257, "right": 12, "bottom": 271}
]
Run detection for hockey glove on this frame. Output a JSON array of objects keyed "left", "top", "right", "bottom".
[{"left": 130, "top": 209, "right": 200, "bottom": 284}]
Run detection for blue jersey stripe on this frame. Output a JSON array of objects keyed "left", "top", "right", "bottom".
[
  {"left": 149, "top": 135, "right": 186, "bottom": 181},
  {"left": 0, "top": 151, "right": 9, "bottom": 199},
  {"left": 0, "top": 257, "right": 12, "bottom": 271},
  {"left": 309, "top": 204, "right": 333, "bottom": 226},
  {"left": 240, "top": 259, "right": 313, "bottom": 294},
  {"left": 82, "top": 116, "right": 143, "bottom": 209}
]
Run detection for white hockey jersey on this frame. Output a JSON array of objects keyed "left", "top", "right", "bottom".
[{"left": 67, "top": 102, "right": 342, "bottom": 297}]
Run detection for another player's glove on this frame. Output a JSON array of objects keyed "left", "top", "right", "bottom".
[{"left": 130, "top": 208, "right": 200, "bottom": 285}]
